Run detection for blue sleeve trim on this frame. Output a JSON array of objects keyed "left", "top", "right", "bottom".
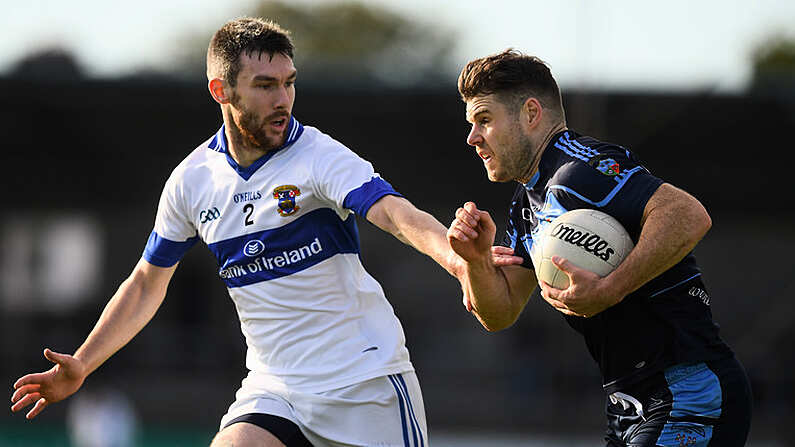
[
  {"left": 142, "top": 231, "right": 199, "bottom": 267},
  {"left": 343, "top": 177, "right": 404, "bottom": 216}
]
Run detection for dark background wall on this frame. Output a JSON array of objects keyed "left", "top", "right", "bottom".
[{"left": 2, "top": 78, "right": 794, "bottom": 444}]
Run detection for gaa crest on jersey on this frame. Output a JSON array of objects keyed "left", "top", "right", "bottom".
[
  {"left": 596, "top": 158, "right": 620, "bottom": 176},
  {"left": 273, "top": 185, "right": 301, "bottom": 217}
]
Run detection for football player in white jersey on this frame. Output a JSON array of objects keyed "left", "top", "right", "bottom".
[{"left": 10, "top": 17, "right": 522, "bottom": 447}]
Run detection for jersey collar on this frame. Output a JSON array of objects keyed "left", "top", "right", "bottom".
[
  {"left": 208, "top": 116, "right": 305, "bottom": 181},
  {"left": 523, "top": 129, "right": 571, "bottom": 190}
]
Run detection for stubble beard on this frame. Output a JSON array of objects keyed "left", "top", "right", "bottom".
[
  {"left": 502, "top": 126, "right": 538, "bottom": 183},
  {"left": 229, "top": 92, "right": 286, "bottom": 152}
]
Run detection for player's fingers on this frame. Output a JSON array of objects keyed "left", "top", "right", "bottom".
[
  {"left": 477, "top": 209, "right": 492, "bottom": 222},
  {"left": 26, "top": 398, "right": 48, "bottom": 420},
  {"left": 10, "top": 392, "right": 40, "bottom": 413},
  {"left": 551, "top": 256, "right": 577, "bottom": 275},
  {"left": 538, "top": 280, "right": 553, "bottom": 296},
  {"left": 463, "top": 202, "right": 481, "bottom": 220},
  {"left": 540, "top": 292, "right": 580, "bottom": 316},
  {"left": 455, "top": 207, "right": 479, "bottom": 227},
  {"left": 459, "top": 221, "right": 479, "bottom": 239},
  {"left": 492, "top": 255, "right": 524, "bottom": 266},
  {"left": 462, "top": 292, "right": 472, "bottom": 312},
  {"left": 11, "top": 384, "right": 40, "bottom": 403},
  {"left": 491, "top": 246, "right": 514, "bottom": 255},
  {"left": 14, "top": 372, "right": 48, "bottom": 389},
  {"left": 447, "top": 227, "right": 470, "bottom": 242},
  {"left": 451, "top": 218, "right": 478, "bottom": 239},
  {"left": 554, "top": 307, "right": 581, "bottom": 317},
  {"left": 43, "top": 348, "right": 73, "bottom": 367}
]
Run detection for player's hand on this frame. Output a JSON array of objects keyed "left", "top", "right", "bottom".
[
  {"left": 538, "top": 256, "right": 622, "bottom": 318},
  {"left": 491, "top": 245, "right": 523, "bottom": 267},
  {"left": 11, "top": 349, "right": 87, "bottom": 419},
  {"left": 447, "top": 202, "right": 496, "bottom": 263}
]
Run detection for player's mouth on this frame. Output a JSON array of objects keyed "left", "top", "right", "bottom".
[
  {"left": 266, "top": 113, "right": 290, "bottom": 132},
  {"left": 478, "top": 151, "right": 493, "bottom": 164},
  {"left": 269, "top": 117, "right": 288, "bottom": 131}
]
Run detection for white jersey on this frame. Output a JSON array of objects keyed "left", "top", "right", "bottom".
[{"left": 143, "top": 117, "right": 413, "bottom": 393}]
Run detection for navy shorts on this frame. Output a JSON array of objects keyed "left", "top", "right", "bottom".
[
  {"left": 604, "top": 356, "right": 752, "bottom": 446},
  {"left": 224, "top": 413, "right": 313, "bottom": 446}
]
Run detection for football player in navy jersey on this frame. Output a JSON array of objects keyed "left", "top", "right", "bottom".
[{"left": 447, "top": 49, "right": 752, "bottom": 446}]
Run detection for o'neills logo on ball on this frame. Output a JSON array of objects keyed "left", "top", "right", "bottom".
[{"left": 550, "top": 223, "right": 615, "bottom": 261}]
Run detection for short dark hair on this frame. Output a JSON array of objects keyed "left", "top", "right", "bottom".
[
  {"left": 458, "top": 49, "right": 563, "bottom": 115},
  {"left": 207, "top": 17, "right": 294, "bottom": 87}
]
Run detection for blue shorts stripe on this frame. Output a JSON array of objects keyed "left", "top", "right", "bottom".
[
  {"left": 666, "top": 363, "right": 722, "bottom": 419},
  {"left": 396, "top": 374, "right": 425, "bottom": 447},
  {"left": 388, "top": 375, "right": 410, "bottom": 447},
  {"left": 655, "top": 362, "right": 722, "bottom": 446},
  {"left": 391, "top": 374, "right": 418, "bottom": 446}
]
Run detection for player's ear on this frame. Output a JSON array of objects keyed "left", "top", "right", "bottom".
[
  {"left": 208, "top": 78, "right": 231, "bottom": 105},
  {"left": 522, "top": 97, "right": 543, "bottom": 129}
]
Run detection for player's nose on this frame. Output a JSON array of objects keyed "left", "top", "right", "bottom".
[
  {"left": 466, "top": 125, "right": 483, "bottom": 147},
  {"left": 273, "top": 84, "right": 291, "bottom": 108}
]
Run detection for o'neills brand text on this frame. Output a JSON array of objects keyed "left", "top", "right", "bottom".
[
  {"left": 550, "top": 224, "right": 614, "bottom": 261},
  {"left": 220, "top": 238, "right": 323, "bottom": 279}
]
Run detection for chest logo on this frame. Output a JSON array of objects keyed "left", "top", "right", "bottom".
[
  {"left": 243, "top": 240, "right": 265, "bottom": 257},
  {"left": 596, "top": 158, "right": 620, "bottom": 176},
  {"left": 199, "top": 207, "right": 221, "bottom": 223},
  {"left": 273, "top": 185, "right": 301, "bottom": 217}
]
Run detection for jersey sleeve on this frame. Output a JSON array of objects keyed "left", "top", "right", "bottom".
[
  {"left": 549, "top": 147, "right": 663, "bottom": 239},
  {"left": 312, "top": 141, "right": 403, "bottom": 216},
  {"left": 142, "top": 173, "right": 199, "bottom": 267}
]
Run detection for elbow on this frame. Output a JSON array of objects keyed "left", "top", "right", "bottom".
[
  {"left": 476, "top": 313, "right": 518, "bottom": 333},
  {"left": 702, "top": 208, "right": 712, "bottom": 233},
  {"left": 483, "top": 323, "right": 511, "bottom": 333},
  {"left": 695, "top": 203, "right": 712, "bottom": 240}
]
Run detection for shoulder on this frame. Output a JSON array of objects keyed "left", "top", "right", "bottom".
[
  {"left": 166, "top": 133, "right": 227, "bottom": 188},
  {"left": 299, "top": 125, "right": 371, "bottom": 168},
  {"left": 548, "top": 132, "right": 640, "bottom": 188},
  {"left": 299, "top": 126, "right": 349, "bottom": 153}
]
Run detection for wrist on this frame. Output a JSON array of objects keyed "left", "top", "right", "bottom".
[
  {"left": 465, "top": 254, "right": 494, "bottom": 277},
  {"left": 601, "top": 272, "right": 630, "bottom": 305}
]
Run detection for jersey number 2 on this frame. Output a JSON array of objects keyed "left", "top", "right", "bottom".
[{"left": 243, "top": 204, "right": 254, "bottom": 226}]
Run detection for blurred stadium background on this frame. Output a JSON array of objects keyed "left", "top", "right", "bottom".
[{"left": 2, "top": 1, "right": 794, "bottom": 446}]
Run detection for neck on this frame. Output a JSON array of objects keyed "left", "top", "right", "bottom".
[
  {"left": 224, "top": 125, "right": 266, "bottom": 168},
  {"left": 516, "top": 121, "right": 567, "bottom": 184}
]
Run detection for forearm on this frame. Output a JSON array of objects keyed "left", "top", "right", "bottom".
[
  {"left": 74, "top": 264, "right": 169, "bottom": 375},
  {"left": 462, "top": 259, "right": 519, "bottom": 331},
  {"left": 368, "top": 196, "right": 460, "bottom": 277},
  {"left": 394, "top": 208, "right": 460, "bottom": 276}
]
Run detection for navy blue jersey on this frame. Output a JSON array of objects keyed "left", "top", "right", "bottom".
[{"left": 503, "top": 130, "right": 733, "bottom": 392}]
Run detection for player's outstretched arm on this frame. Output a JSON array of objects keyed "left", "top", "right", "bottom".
[
  {"left": 11, "top": 258, "right": 177, "bottom": 420},
  {"left": 448, "top": 202, "right": 536, "bottom": 331},
  {"left": 540, "top": 183, "right": 711, "bottom": 317},
  {"left": 365, "top": 195, "right": 522, "bottom": 279}
]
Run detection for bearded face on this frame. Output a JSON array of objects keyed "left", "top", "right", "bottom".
[
  {"left": 224, "top": 52, "right": 296, "bottom": 152},
  {"left": 229, "top": 89, "right": 290, "bottom": 150}
]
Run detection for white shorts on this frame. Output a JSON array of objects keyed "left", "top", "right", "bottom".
[{"left": 219, "top": 371, "right": 427, "bottom": 447}]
